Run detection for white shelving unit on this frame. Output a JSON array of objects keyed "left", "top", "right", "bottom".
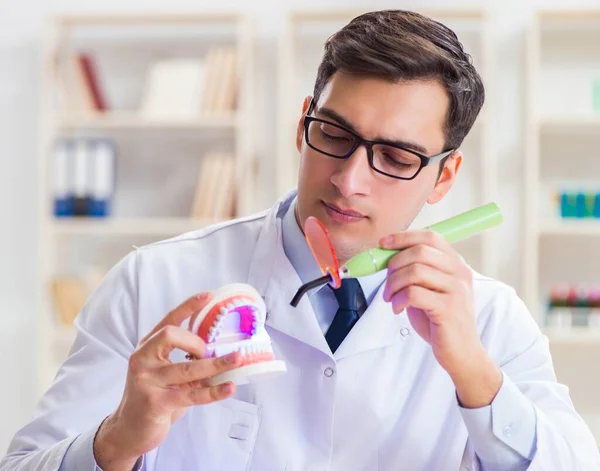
[
  {"left": 540, "top": 218, "right": 600, "bottom": 236},
  {"left": 524, "top": 9, "right": 600, "bottom": 445},
  {"left": 276, "top": 8, "right": 498, "bottom": 278},
  {"left": 36, "top": 13, "right": 255, "bottom": 396},
  {"left": 524, "top": 9, "right": 600, "bottom": 334}
]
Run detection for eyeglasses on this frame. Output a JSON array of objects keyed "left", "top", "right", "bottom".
[{"left": 303, "top": 100, "right": 455, "bottom": 180}]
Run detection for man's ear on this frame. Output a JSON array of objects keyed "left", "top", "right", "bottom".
[
  {"left": 427, "top": 151, "right": 462, "bottom": 204},
  {"left": 296, "top": 96, "right": 313, "bottom": 153}
]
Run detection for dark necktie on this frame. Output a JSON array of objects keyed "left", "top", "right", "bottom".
[{"left": 325, "top": 278, "right": 367, "bottom": 353}]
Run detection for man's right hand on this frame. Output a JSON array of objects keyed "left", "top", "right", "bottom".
[{"left": 93, "top": 292, "right": 242, "bottom": 471}]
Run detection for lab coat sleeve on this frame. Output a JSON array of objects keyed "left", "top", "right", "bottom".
[
  {"left": 464, "top": 284, "right": 600, "bottom": 471},
  {"left": 0, "top": 251, "right": 142, "bottom": 471},
  {"left": 58, "top": 424, "right": 143, "bottom": 471},
  {"left": 459, "top": 372, "right": 535, "bottom": 471}
]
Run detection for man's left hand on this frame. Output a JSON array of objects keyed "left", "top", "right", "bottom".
[{"left": 380, "top": 230, "right": 502, "bottom": 408}]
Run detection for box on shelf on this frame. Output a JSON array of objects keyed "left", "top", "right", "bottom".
[
  {"left": 552, "top": 188, "right": 600, "bottom": 219},
  {"left": 189, "top": 152, "right": 237, "bottom": 220},
  {"left": 546, "top": 283, "right": 600, "bottom": 330},
  {"left": 589, "top": 311, "right": 600, "bottom": 329},
  {"left": 593, "top": 78, "right": 600, "bottom": 113},
  {"left": 51, "top": 137, "right": 117, "bottom": 218},
  {"left": 50, "top": 267, "right": 105, "bottom": 326},
  {"left": 139, "top": 45, "right": 238, "bottom": 121}
]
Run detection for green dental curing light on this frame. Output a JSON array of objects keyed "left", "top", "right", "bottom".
[{"left": 290, "top": 202, "right": 503, "bottom": 307}]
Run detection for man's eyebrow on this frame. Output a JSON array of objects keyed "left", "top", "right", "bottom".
[{"left": 316, "top": 105, "right": 430, "bottom": 155}]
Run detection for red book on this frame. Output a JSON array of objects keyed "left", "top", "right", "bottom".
[{"left": 78, "top": 54, "right": 107, "bottom": 111}]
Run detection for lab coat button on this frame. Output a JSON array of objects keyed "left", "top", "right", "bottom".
[
  {"left": 400, "top": 327, "right": 410, "bottom": 337},
  {"left": 324, "top": 367, "right": 335, "bottom": 377},
  {"left": 503, "top": 426, "right": 512, "bottom": 437}
]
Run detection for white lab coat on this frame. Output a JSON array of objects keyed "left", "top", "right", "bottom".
[{"left": 2, "top": 192, "right": 600, "bottom": 471}]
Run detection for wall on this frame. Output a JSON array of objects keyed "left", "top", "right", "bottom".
[{"left": 1, "top": 0, "right": 599, "bottom": 455}]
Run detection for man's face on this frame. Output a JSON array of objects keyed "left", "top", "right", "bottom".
[{"left": 295, "top": 72, "right": 462, "bottom": 263}]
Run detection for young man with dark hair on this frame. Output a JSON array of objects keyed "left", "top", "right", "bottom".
[{"left": 3, "top": 9, "right": 599, "bottom": 471}]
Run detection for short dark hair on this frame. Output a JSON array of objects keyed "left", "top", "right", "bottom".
[{"left": 313, "top": 9, "right": 485, "bottom": 151}]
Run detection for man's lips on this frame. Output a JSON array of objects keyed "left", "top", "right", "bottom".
[{"left": 322, "top": 201, "right": 366, "bottom": 219}]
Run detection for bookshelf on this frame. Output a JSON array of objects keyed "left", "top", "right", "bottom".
[
  {"left": 276, "top": 8, "right": 499, "bottom": 278},
  {"left": 36, "top": 13, "right": 255, "bottom": 396},
  {"left": 523, "top": 9, "right": 600, "bottom": 445},
  {"left": 523, "top": 10, "right": 600, "bottom": 339}
]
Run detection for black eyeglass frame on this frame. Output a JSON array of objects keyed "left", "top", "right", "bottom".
[{"left": 303, "top": 99, "right": 455, "bottom": 180}]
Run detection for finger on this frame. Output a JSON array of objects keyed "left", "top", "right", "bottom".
[
  {"left": 386, "top": 243, "right": 456, "bottom": 276},
  {"left": 383, "top": 263, "right": 455, "bottom": 303},
  {"left": 390, "top": 285, "right": 445, "bottom": 316},
  {"left": 141, "top": 325, "right": 208, "bottom": 364},
  {"left": 380, "top": 230, "right": 455, "bottom": 256},
  {"left": 141, "top": 292, "right": 213, "bottom": 343},
  {"left": 172, "top": 381, "right": 236, "bottom": 407},
  {"left": 155, "top": 351, "right": 243, "bottom": 387}
]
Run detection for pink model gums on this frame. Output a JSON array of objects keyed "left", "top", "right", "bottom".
[{"left": 188, "top": 283, "right": 286, "bottom": 385}]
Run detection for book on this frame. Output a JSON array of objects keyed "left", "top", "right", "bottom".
[
  {"left": 190, "top": 152, "right": 237, "bottom": 219},
  {"left": 78, "top": 54, "right": 107, "bottom": 111},
  {"left": 88, "top": 139, "right": 116, "bottom": 217},
  {"left": 51, "top": 267, "right": 107, "bottom": 326},
  {"left": 59, "top": 53, "right": 107, "bottom": 115},
  {"left": 200, "top": 46, "right": 237, "bottom": 114},
  {"left": 50, "top": 276, "right": 88, "bottom": 326},
  {"left": 51, "top": 137, "right": 117, "bottom": 218},
  {"left": 138, "top": 46, "right": 238, "bottom": 120},
  {"left": 52, "top": 139, "right": 73, "bottom": 217},
  {"left": 140, "top": 58, "right": 205, "bottom": 120}
]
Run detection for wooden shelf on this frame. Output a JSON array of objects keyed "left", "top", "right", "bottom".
[
  {"left": 56, "top": 12, "right": 243, "bottom": 26},
  {"left": 540, "top": 115, "right": 600, "bottom": 130},
  {"left": 289, "top": 8, "right": 486, "bottom": 22},
  {"left": 49, "top": 217, "right": 225, "bottom": 236},
  {"left": 544, "top": 327, "right": 600, "bottom": 344},
  {"left": 538, "top": 9, "right": 600, "bottom": 21},
  {"left": 540, "top": 219, "right": 600, "bottom": 236},
  {"left": 58, "top": 112, "right": 239, "bottom": 130}
]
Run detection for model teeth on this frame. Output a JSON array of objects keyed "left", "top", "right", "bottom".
[
  {"left": 201, "top": 296, "right": 267, "bottom": 347},
  {"left": 231, "top": 341, "right": 273, "bottom": 355}
]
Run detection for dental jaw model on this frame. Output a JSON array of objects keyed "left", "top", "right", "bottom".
[{"left": 188, "top": 283, "right": 286, "bottom": 386}]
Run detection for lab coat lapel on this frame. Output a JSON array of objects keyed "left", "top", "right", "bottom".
[
  {"left": 246, "top": 193, "right": 331, "bottom": 357},
  {"left": 334, "top": 281, "right": 413, "bottom": 360}
]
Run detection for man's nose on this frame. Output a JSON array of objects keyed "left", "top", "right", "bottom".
[{"left": 329, "top": 144, "right": 373, "bottom": 198}]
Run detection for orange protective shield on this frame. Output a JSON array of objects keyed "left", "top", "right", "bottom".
[{"left": 304, "top": 216, "right": 341, "bottom": 289}]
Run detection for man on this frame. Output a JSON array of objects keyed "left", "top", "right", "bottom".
[{"left": 3, "top": 9, "right": 599, "bottom": 471}]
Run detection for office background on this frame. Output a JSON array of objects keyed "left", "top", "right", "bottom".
[{"left": 1, "top": 0, "right": 600, "bottom": 455}]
